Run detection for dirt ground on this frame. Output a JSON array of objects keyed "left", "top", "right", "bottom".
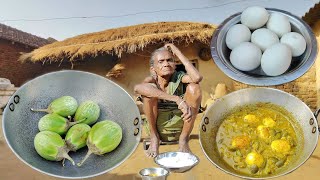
[{"left": 1, "top": 114, "right": 319, "bottom": 180}]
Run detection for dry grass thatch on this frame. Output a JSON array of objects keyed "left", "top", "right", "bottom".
[
  {"left": 106, "top": 63, "right": 126, "bottom": 78},
  {"left": 302, "top": 2, "right": 320, "bottom": 27},
  {"left": 19, "top": 22, "right": 217, "bottom": 63}
]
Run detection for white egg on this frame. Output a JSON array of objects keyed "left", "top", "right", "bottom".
[
  {"left": 230, "top": 42, "right": 262, "bottom": 71},
  {"left": 241, "top": 6, "right": 269, "bottom": 30},
  {"left": 251, "top": 28, "right": 279, "bottom": 51},
  {"left": 261, "top": 43, "right": 292, "bottom": 76},
  {"left": 267, "top": 13, "right": 291, "bottom": 37},
  {"left": 280, "top": 32, "right": 306, "bottom": 57},
  {"left": 226, "top": 24, "right": 251, "bottom": 49}
]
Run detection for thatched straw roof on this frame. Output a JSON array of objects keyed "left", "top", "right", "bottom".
[
  {"left": 302, "top": 2, "right": 320, "bottom": 27},
  {"left": 19, "top": 22, "right": 217, "bottom": 63}
]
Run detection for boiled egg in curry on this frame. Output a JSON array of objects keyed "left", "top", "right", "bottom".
[
  {"left": 245, "top": 152, "right": 265, "bottom": 168},
  {"left": 257, "top": 125, "right": 270, "bottom": 140},
  {"left": 244, "top": 114, "right": 259, "bottom": 125},
  {"left": 271, "top": 139, "right": 291, "bottom": 154},
  {"left": 263, "top": 117, "right": 276, "bottom": 128},
  {"left": 232, "top": 135, "right": 250, "bottom": 149}
]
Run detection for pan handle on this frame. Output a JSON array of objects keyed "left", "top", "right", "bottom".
[
  {"left": 133, "top": 117, "right": 140, "bottom": 136},
  {"left": 313, "top": 109, "right": 320, "bottom": 134},
  {"left": 8, "top": 95, "right": 20, "bottom": 112}
]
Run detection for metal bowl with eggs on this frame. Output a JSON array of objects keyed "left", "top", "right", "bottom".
[{"left": 211, "top": 7, "right": 318, "bottom": 86}]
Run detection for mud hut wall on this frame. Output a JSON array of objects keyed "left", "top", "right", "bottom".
[
  {"left": 29, "top": 56, "right": 117, "bottom": 81},
  {"left": 1, "top": 44, "right": 117, "bottom": 87},
  {"left": 0, "top": 39, "right": 45, "bottom": 86}
]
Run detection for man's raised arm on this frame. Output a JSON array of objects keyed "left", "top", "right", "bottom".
[{"left": 164, "top": 43, "right": 203, "bottom": 83}]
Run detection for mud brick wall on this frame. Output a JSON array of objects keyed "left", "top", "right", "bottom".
[{"left": 0, "top": 39, "right": 51, "bottom": 86}]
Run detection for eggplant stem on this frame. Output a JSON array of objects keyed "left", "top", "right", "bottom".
[
  {"left": 77, "top": 149, "right": 92, "bottom": 167},
  {"left": 62, "top": 152, "right": 75, "bottom": 166},
  {"left": 31, "top": 108, "right": 52, "bottom": 114},
  {"left": 62, "top": 158, "right": 66, "bottom": 167},
  {"left": 69, "top": 118, "right": 87, "bottom": 126}
]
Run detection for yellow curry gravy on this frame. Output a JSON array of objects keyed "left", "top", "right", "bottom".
[{"left": 216, "top": 103, "right": 303, "bottom": 176}]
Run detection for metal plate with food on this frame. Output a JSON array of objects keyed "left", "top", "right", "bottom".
[
  {"left": 2, "top": 70, "right": 142, "bottom": 179},
  {"left": 211, "top": 7, "right": 318, "bottom": 86},
  {"left": 154, "top": 152, "right": 199, "bottom": 173}
]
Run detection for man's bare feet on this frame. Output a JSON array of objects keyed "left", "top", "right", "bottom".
[
  {"left": 178, "top": 138, "right": 191, "bottom": 153},
  {"left": 145, "top": 134, "right": 160, "bottom": 158}
]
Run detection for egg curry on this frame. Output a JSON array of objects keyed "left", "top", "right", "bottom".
[{"left": 216, "top": 103, "right": 301, "bottom": 176}]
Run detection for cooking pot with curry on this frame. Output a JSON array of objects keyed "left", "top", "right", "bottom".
[{"left": 199, "top": 88, "right": 319, "bottom": 179}]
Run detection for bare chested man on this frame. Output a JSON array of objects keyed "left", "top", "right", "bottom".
[{"left": 134, "top": 43, "right": 202, "bottom": 157}]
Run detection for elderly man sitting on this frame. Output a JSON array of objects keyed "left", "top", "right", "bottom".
[{"left": 134, "top": 43, "right": 202, "bottom": 157}]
